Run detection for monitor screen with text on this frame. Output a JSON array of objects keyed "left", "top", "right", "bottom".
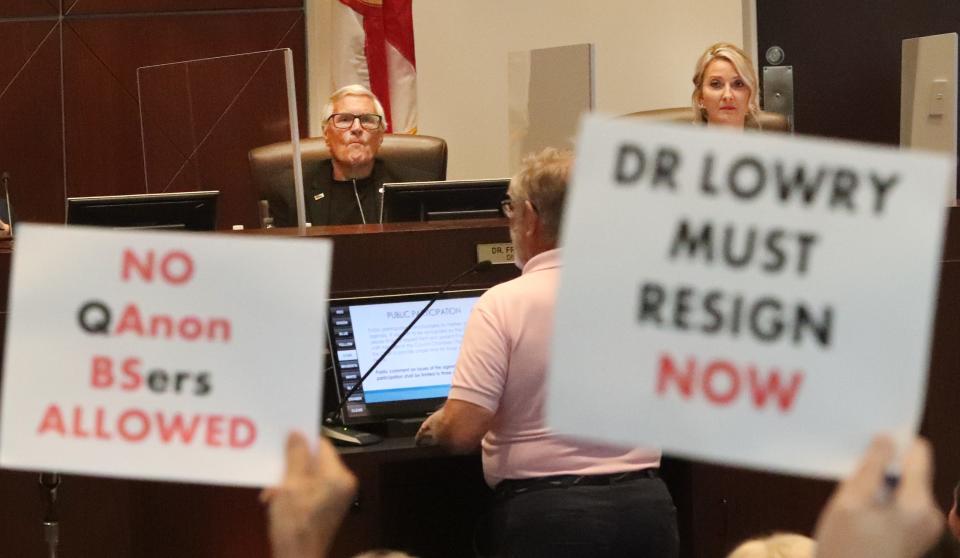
[{"left": 327, "top": 289, "right": 484, "bottom": 424}]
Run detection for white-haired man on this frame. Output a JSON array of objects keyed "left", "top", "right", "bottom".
[
  {"left": 272, "top": 84, "right": 431, "bottom": 227},
  {"left": 416, "top": 148, "right": 678, "bottom": 557}
]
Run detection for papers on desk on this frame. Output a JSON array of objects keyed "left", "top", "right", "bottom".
[{"left": 0, "top": 224, "right": 331, "bottom": 487}]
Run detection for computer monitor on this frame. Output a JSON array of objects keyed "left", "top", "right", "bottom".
[
  {"left": 66, "top": 190, "right": 220, "bottom": 231},
  {"left": 326, "top": 289, "right": 484, "bottom": 425},
  {"left": 379, "top": 178, "right": 510, "bottom": 223}
]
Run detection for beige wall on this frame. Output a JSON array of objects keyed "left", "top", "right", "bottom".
[
  {"left": 413, "top": 1, "right": 746, "bottom": 179},
  {"left": 306, "top": 0, "right": 333, "bottom": 137},
  {"left": 307, "top": 0, "right": 748, "bottom": 178}
]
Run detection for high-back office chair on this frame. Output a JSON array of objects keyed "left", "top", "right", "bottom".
[
  {"left": 248, "top": 134, "right": 448, "bottom": 225},
  {"left": 624, "top": 107, "right": 791, "bottom": 132}
]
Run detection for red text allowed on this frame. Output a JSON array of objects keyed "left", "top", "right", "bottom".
[
  {"left": 36, "top": 405, "right": 256, "bottom": 448},
  {"left": 656, "top": 353, "right": 803, "bottom": 412}
]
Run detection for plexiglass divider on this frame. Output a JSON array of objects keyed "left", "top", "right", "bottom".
[{"left": 137, "top": 48, "right": 306, "bottom": 233}]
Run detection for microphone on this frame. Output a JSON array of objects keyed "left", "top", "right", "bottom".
[
  {"left": 1, "top": 172, "right": 12, "bottom": 235},
  {"left": 325, "top": 259, "right": 494, "bottom": 426},
  {"left": 39, "top": 472, "right": 60, "bottom": 521},
  {"left": 39, "top": 472, "right": 60, "bottom": 555},
  {"left": 351, "top": 178, "right": 367, "bottom": 224},
  {"left": 258, "top": 200, "right": 273, "bottom": 229}
]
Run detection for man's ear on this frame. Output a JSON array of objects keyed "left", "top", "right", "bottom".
[
  {"left": 522, "top": 200, "right": 540, "bottom": 238},
  {"left": 322, "top": 126, "right": 333, "bottom": 149}
]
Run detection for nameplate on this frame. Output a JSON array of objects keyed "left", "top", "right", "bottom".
[
  {"left": 548, "top": 116, "right": 951, "bottom": 479},
  {"left": 476, "top": 242, "right": 516, "bottom": 265},
  {"left": 0, "top": 224, "right": 332, "bottom": 487}
]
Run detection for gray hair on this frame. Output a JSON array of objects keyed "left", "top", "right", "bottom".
[
  {"left": 726, "top": 533, "right": 815, "bottom": 558},
  {"left": 320, "top": 84, "right": 387, "bottom": 130},
  {"left": 510, "top": 148, "right": 573, "bottom": 244}
]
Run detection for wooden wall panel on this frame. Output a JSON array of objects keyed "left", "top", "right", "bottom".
[
  {"left": 1, "top": 4, "right": 307, "bottom": 230},
  {"left": 758, "top": 0, "right": 960, "bottom": 146},
  {"left": 0, "top": 21, "right": 65, "bottom": 223},
  {"left": 61, "top": 22, "right": 147, "bottom": 200},
  {"left": 921, "top": 217, "right": 960, "bottom": 511},
  {"left": 0, "top": 19, "right": 56, "bottom": 90},
  {"left": 758, "top": 0, "right": 960, "bottom": 511},
  {"left": 63, "top": 11, "right": 306, "bottom": 228},
  {"left": 0, "top": 1, "right": 57, "bottom": 18},
  {"left": 684, "top": 463, "right": 834, "bottom": 557}
]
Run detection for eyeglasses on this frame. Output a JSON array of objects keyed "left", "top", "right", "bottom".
[
  {"left": 328, "top": 112, "right": 383, "bottom": 130},
  {"left": 500, "top": 198, "right": 515, "bottom": 217},
  {"left": 500, "top": 197, "right": 538, "bottom": 218}
]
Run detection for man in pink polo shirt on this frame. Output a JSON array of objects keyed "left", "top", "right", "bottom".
[{"left": 416, "top": 148, "right": 678, "bottom": 557}]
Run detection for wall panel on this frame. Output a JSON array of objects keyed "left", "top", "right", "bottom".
[
  {"left": 0, "top": 5, "right": 308, "bottom": 554},
  {"left": 758, "top": 0, "right": 960, "bottom": 147},
  {"left": 0, "top": 21, "right": 64, "bottom": 223},
  {"left": 0, "top": 19, "right": 57, "bottom": 90},
  {"left": 62, "top": 22, "right": 147, "bottom": 200},
  {"left": 413, "top": 0, "right": 745, "bottom": 179},
  {"left": 0, "top": 3, "right": 307, "bottom": 229},
  {"left": 0, "top": 1, "right": 58, "bottom": 18},
  {"left": 758, "top": 3, "right": 960, "bottom": 507}
]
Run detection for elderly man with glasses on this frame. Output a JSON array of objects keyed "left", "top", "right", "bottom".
[{"left": 272, "top": 84, "right": 432, "bottom": 227}]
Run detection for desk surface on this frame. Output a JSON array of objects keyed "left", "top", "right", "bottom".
[
  {"left": 337, "top": 434, "right": 438, "bottom": 457},
  {"left": 235, "top": 217, "right": 511, "bottom": 236}
]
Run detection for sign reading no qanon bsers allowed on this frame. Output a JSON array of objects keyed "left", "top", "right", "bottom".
[
  {"left": 548, "top": 116, "right": 952, "bottom": 478},
  {"left": 0, "top": 225, "right": 331, "bottom": 487}
]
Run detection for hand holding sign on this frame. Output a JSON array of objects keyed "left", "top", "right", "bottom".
[
  {"left": 548, "top": 117, "right": 951, "bottom": 478},
  {"left": 814, "top": 436, "right": 943, "bottom": 558},
  {"left": 262, "top": 432, "right": 357, "bottom": 558}
]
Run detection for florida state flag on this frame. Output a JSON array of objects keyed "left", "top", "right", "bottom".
[{"left": 332, "top": 0, "right": 418, "bottom": 134}]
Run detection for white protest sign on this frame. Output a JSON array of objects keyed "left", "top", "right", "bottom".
[
  {"left": 0, "top": 224, "right": 331, "bottom": 487},
  {"left": 548, "top": 116, "right": 952, "bottom": 478}
]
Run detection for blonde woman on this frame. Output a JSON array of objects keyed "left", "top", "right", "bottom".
[{"left": 692, "top": 42, "right": 761, "bottom": 128}]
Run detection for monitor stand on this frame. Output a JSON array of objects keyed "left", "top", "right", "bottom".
[{"left": 322, "top": 425, "right": 383, "bottom": 447}]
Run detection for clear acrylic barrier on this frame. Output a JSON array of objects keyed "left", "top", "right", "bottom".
[
  {"left": 507, "top": 44, "right": 593, "bottom": 175},
  {"left": 137, "top": 49, "right": 305, "bottom": 232}
]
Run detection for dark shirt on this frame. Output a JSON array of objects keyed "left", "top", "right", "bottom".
[{"left": 271, "top": 159, "right": 432, "bottom": 227}]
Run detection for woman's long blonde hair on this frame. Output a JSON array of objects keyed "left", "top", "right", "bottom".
[{"left": 691, "top": 42, "right": 761, "bottom": 127}]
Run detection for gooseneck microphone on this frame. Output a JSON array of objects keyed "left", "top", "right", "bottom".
[
  {"left": 325, "top": 259, "right": 494, "bottom": 425},
  {"left": 351, "top": 178, "right": 367, "bottom": 224},
  {"left": 39, "top": 471, "right": 60, "bottom": 557}
]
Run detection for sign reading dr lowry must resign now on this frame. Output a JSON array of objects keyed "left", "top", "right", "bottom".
[
  {"left": 0, "top": 224, "right": 331, "bottom": 487},
  {"left": 548, "top": 116, "right": 952, "bottom": 478}
]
